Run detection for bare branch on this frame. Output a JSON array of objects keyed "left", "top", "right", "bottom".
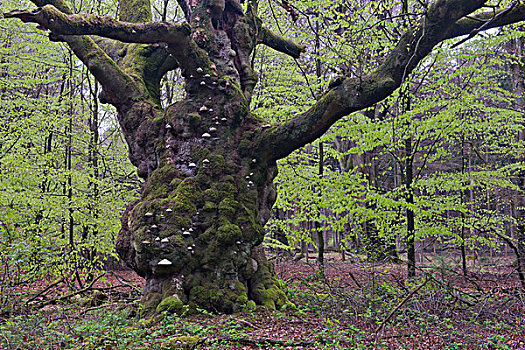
[
  {"left": 450, "top": 1, "right": 519, "bottom": 48},
  {"left": 259, "top": 27, "right": 305, "bottom": 58}
]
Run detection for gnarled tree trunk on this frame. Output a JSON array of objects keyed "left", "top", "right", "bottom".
[{"left": 6, "top": 0, "right": 525, "bottom": 313}]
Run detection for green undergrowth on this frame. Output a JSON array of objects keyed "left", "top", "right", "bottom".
[
  {"left": 0, "top": 281, "right": 368, "bottom": 350},
  {"left": 0, "top": 305, "right": 356, "bottom": 350},
  {"left": 0, "top": 268, "right": 522, "bottom": 350}
]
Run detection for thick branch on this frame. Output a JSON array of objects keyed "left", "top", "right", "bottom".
[
  {"left": 30, "top": 0, "right": 71, "bottom": 13},
  {"left": 445, "top": 2, "right": 525, "bottom": 40},
  {"left": 9, "top": 1, "right": 143, "bottom": 110},
  {"left": 4, "top": 5, "right": 191, "bottom": 45},
  {"left": 259, "top": 27, "right": 305, "bottom": 58},
  {"left": 258, "top": 0, "right": 525, "bottom": 161},
  {"left": 66, "top": 35, "right": 143, "bottom": 109}
]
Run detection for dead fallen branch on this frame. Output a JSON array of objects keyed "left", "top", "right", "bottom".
[
  {"left": 215, "top": 335, "right": 317, "bottom": 347},
  {"left": 37, "top": 273, "right": 106, "bottom": 308},
  {"left": 374, "top": 276, "right": 430, "bottom": 334}
]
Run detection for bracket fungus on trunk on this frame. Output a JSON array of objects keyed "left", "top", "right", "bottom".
[{"left": 6, "top": 0, "right": 525, "bottom": 315}]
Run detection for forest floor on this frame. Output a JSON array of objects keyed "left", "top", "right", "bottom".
[{"left": 0, "top": 254, "right": 524, "bottom": 349}]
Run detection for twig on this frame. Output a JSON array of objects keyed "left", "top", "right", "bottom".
[
  {"left": 347, "top": 271, "right": 362, "bottom": 288},
  {"left": 232, "top": 317, "right": 261, "bottom": 329},
  {"left": 81, "top": 302, "right": 123, "bottom": 315},
  {"left": 374, "top": 276, "right": 429, "bottom": 334},
  {"left": 451, "top": 1, "right": 518, "bottom": 49},
  {"left": 25, "top": 279, "right": 64, "bottom": 305},
  {"left": 216, "top": 335, "right": 316, "bottom": 347},
  {"left": 38, "top": 273, "right": 106, "bottom": 307},
  {"left": 108, "top": 271, "right": 142, "bottom": 293},
  {"left": 1, "top": 332, "right": 10, "bottom": 350}
]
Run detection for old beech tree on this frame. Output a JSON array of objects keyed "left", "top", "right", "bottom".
[{"left": 5, "top": 0, "right": 525, "bottom": 313}]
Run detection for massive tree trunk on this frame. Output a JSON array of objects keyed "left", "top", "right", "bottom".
[{"left": 6, "top": 0, "right": 525, "bottom": 313}]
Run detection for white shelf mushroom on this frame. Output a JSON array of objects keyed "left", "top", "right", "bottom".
[{"left": 158, "top": 259, "right": 172, "bottom": 266}]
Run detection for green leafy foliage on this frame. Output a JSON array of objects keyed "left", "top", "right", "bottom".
[{"left": 0, "top": 0, "right": 138, "bottom": 313}]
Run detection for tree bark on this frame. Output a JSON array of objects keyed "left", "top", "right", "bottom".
[{"left": 6, "top": 0, "right": 525, "bottom": 313}]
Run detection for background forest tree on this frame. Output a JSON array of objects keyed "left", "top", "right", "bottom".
[{"left": 2, "top": 0, "right": 525, "bottom": 319}]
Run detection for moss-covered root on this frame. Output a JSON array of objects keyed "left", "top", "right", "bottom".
[
  {"left": 249, "top": 245, "right": 291, "bottom": 310},
  {"left": 140, "top": 292, "right": 163, "bottom": 317},
  {"left": 140, "top": 276, "right": 187, "bottom": 317},
  {"left": 186, "top": 279, "right": 251, "bottom": 313}
]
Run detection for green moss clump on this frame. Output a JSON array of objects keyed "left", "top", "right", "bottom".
[
  {"left": 222, "top": 175, "right": 235, "bottom": 183},
  {"left": 143, "top": 165, "right": 180, "bottom": 200},
  {"left": 260, "top": 284, "right": 287, "bottom": 310},
  {"left": 246, "top": 300, "right": 257, "bottom": 312},
  {"left": 217, "top": 224, "right": 242, "bottom": 245},
  {"left": 203, "top": 201, "right": 217, "bottom": 211},
  {"left": 164, "top": 336, "right": 201, "bottom": 350},
  {"left": 175, "top": 177, "right": 199, "bottom": 200},
  {"left": 203, "top": 188, "right": 220, "bottom": 202},
  {"left": 236, "top": 293, "right": 248, "bottom": 305},
  {"left": 216, "top": 181, "right": 236, "bottom": 197},
  {"left": 156, "top": 296, "right": 184, "bottom": 314},
  {"left": 188, "top": 113, "right": 201, "bottom": 127},
  {"left": 237, "top": 139, "right": 253, "bottom": 155},
  {"left": 188, "top": 284, "right": 216, "bottom": 310},
  {"left": 218, "top": 198, "right": 238, "bottom": 219},
  {"left": 169, "top": 177, "right": 182, "bottom": 188}
]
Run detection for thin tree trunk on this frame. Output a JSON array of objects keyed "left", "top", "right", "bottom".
[
  {"left": 460, "top": 137, "right": 467, "bottom": 276},
  {"left": 406, "top": 144, "right": 415, "bottom": 278}
]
